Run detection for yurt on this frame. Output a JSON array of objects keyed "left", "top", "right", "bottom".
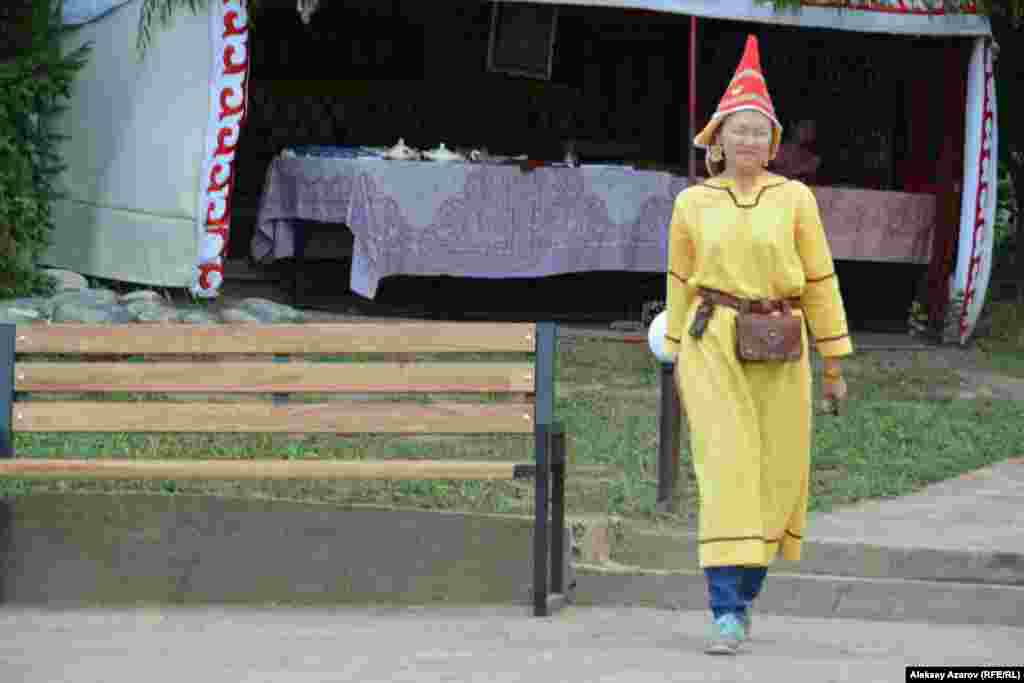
[{"left": 49, "top": 0, "right": 997, "bottom": 343}]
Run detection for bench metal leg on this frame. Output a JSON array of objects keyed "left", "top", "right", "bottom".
[
  {"left": 533, "top": 424, "right": 550, "bottom": 617},
  {"left": 533, "top": 423, "right": 570, "bottom": 617},
  {"left": 551, "top": 429, "right": 566, "bottom": 596}
]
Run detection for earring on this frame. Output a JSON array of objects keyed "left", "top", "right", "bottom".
[{"left": 708, "top": 144, "right": 724, "bottom": 163}]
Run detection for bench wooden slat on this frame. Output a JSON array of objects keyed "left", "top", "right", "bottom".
[
  {"left": 0, "top": 459, "right": 524, "bottom": 481},
  {"left": 13, "top": 323, "right": 537, "bottom": 354},
  {"left": 16, "top": 362, "right": 536, "bottom": 394},
  {"left": 13, "top": 401, "right": 535, "bottom": 433}
]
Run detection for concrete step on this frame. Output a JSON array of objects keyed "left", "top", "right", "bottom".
[
  {"left": 607, "top": 522, "right": 1024, "bottom": 587},
  {"left": 573, "top": 563, "right": 1024, "bottom": 628}
]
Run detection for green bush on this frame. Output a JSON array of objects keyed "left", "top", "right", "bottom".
[
  {"left": 993, "top": 161, "right": 1018, "bottom": 274},
  {"left": 0, "top": 0, "right": 90, "bottom": 298}
]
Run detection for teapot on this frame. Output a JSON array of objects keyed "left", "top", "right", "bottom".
[
  {"left": 422, "top": 143, "right": 464, "bottom": 163},
  {"left": 384, "top": 138, "right": 420, "bottom": 161}
]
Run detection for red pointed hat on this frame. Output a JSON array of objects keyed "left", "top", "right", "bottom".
[{"left": 694, "top": 35, "right": 783, "bottom": 156}]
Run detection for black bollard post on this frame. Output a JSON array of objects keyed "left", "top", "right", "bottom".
[{"left": 656, "top": 361, "right": 681, "bottom": 513}]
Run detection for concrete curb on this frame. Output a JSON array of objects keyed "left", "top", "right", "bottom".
[
  {"left": 609, "top": 525, "right": 1024, "bottom": 587},
  {"left": 573, "top": 564, "right": 1024, "bottom": 628}
]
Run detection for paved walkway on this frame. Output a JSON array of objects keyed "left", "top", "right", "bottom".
[
  {"left": 808, "top": 458, "right": 1024, "bottom": 555},
  {"left": 1, "top": 605, "right": 1020, "bottom": 682}
]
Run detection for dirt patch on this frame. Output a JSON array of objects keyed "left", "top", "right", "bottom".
[{"left": 853, "top": 346, "right": 1024, "bottom": 401}]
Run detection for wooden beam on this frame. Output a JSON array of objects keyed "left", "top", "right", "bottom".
[
  {"left": 0, "top": 459, "right": 522, "bottom": 481},
  {"left": 13, "top": 323, "right": 537, "bottom": 355},
  {"left": 13, "top": 401, "right": 535, "bottom": 434},
  {"left": 16, "top": 362, "right": 536, "bottom": 394}
]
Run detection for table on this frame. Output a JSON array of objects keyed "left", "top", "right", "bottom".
[
  {"left": 253, "top": 157, "right": 688, "bottom": 302},
  {"left": 809, "top": 185, "right": 936, "bottom": 265},
  {"left": 252, "top": 157, "right": 937, "bottom": 303}
]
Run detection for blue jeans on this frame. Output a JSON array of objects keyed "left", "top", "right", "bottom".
[{"left": 704, "top": 566, "right": 767, "bottom": 620}]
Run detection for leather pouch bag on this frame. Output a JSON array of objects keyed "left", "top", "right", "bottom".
[{"left": 735, "top": 304, "right": 803, "bottom": 362}]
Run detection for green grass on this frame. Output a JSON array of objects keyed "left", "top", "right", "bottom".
[
  {"left": 4, "top": 331, "right": 1024, "bottom": 528},
  {"left": 977, "top": 300, "right": 1024, "bottom": 378},
  {"left": 982, "top": 350, "right": 1024, "bottom": 378}
]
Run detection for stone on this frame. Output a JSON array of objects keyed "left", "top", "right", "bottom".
[
  {"left": 51, "top": 288, "right": 119, "bottom": 308},
  {"left": 9, "top": 297, "right": 54, "bottom": 318},
  {"left": 125, "top": 301, "right": 179, "bottom": 323},
  {"left": 219, "top": 308, "right": 264, "bottom": 324},
  {"left": 42, "top": 269, "right": 89, "bottom": 292},
  {"left": 119, "top": 290, "right": 166, "bottom": 305},
  {"left": 234, "top": 298, "right": 306, "bottom": 323},
  {"left": 0, "top": 306, "right": 42, "bottom": 324},
  {"left": 1, "top": 287, "right": 311, "bottom": 328},
  {"left": 178, "top": 308, "right": 221, "bottom": 324},
  {"left": 572, "top": 518, "right": 612, "bottom": 564},
  {"left": 52, "top": 302, "right": 135, "bottom": 324}
]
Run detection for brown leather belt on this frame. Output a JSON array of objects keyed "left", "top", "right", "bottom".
[{"left": 698, "top": 287, "right": 802, "bottom": 314}]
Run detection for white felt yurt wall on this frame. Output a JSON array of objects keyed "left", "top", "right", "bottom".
[{"left": 44, "top": 0, "right": 214, "bottom": 289}]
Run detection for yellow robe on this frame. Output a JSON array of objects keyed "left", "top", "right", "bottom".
[{"left": 662, "top": 173, "right": 853, "bottom": 567}]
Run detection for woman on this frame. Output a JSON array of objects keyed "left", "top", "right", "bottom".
[{"left": 662, "top": 35, "right": 852, "bottom": 655}]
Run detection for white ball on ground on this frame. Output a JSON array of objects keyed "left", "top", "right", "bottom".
[{"left": 647, "top": 310, "right": 675, "bottom": 363}]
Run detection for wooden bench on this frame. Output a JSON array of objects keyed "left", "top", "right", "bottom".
[{"left": 0, "top": 321, "right": 569, "bottom": 616}]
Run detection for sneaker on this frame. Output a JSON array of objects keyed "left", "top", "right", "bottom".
[{"left": 704, "top": 613, "right": 746, "bottom": 655}]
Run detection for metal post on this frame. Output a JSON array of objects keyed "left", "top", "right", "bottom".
[
  {"left": 550, "top": 424, "right": 566, "bottom": 596},
  {"left": 534, "top": 322, "right": 556, "bottom": 428},
  {"left": 1, "top": 324, "right": 15, "bottom": 459},
  {"left": 532, "top": 321, "right": 557, "bottom": 616},
  {"left": 533, "top": 423, "right": 550, "bottom": 617},
  {"left": 656, "top": 361, "right": 681, "bottom": 513}
]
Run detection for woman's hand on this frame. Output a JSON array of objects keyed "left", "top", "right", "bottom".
[{"left": 821, "top": 360, "right": 848, "bottom": 415}]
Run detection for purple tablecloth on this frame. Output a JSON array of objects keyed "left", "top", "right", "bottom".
[
  {"left": 252, "top": 157, "right": 937, "bottom": 299},
  {"left": 253, "top": 157, "right": 688, "bottom": 298}
]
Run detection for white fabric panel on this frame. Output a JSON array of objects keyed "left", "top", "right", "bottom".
[
  {"left": 43, "top": 0, "right": 211, "bottom": 287},
  {"left": 45, "top": 200, "right": 199, "bottom": 287},
  {"left": 952, "top": 37, "right": 996, "bottom": 342}
]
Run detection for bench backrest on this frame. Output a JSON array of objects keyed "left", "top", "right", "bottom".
[{"left": 1, "top": 321, "right": 557, "bottom": 457}]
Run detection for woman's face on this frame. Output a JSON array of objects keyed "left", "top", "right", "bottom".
[{"left": 717, "top": 110, "right": 773, "bottom": 174}]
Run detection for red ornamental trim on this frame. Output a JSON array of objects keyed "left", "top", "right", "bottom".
[
  {"left": 198, "top": 262, "right": 220, "bottom": 291},
  {"left": 213, "top": 126, "right": 240, "bottom": 157},
  {"left": 206, "top": 200, "right": 229, "bottom": 226},
  {"left": 223, "top": 11, "right": 245, "bottom": 37},
  {"left": 219, "top": 86, "right": 244, "bottom": 120},
  {"left": 206, "top": 200, "right": 228, "bottom": 226},
  {"left": 208, "top": 162, "right": 233, "bottom": 193},
  {"left": 223, "top": 44, "right": 248, "bottom": 75},
  {"left": 196, "top": 0, "right": 250, "bottom": 295},
  {"left": 960, "top": 41, "right": 992, "bottom": 337},
  {"left": 800, "top": 0, "right": 978, "bottom": 15}
]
